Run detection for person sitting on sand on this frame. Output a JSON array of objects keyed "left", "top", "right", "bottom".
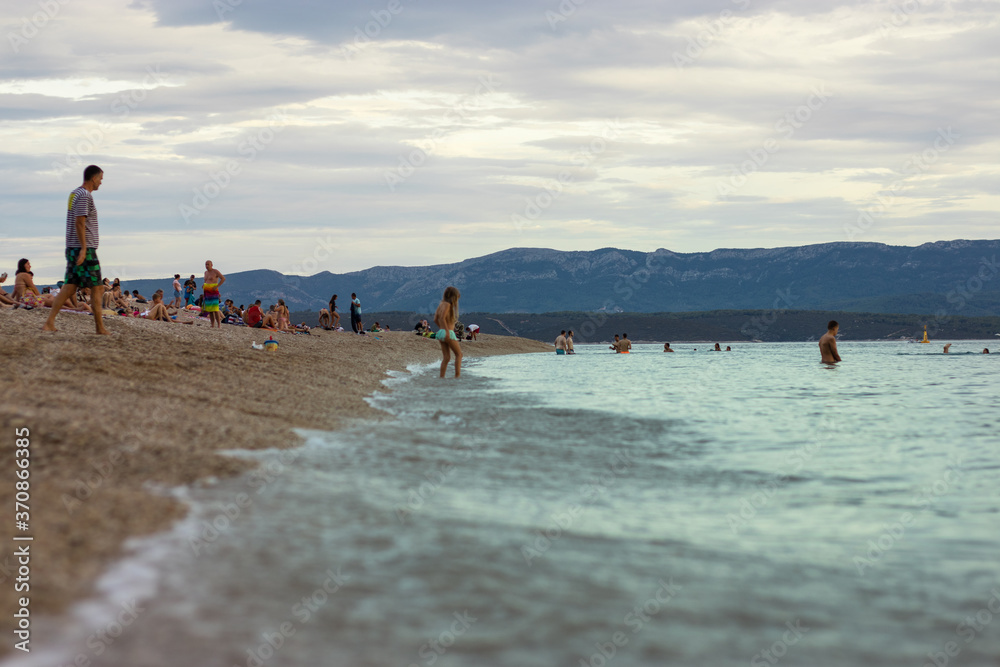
[
  {"left": 262, "top": 305, "right": 279, "bottom": 329},
  {"left": 246, "top": 300, "right": 264, "bottom": 328},
  {"left": 943, "top": 343, "right": 952, "bottom": 354},
  {"left": 566, "top": 330, "right": 575, "bottom": 354},
  {"left": 131, "top": 290, "right": 147, "bottom": 303},
  {"left": 819, "top": 320, "right": 842, "bottom": 363},
  {"left": 0, "top": 271, "right": 16, "bottom": 307},
  {"left": 276, "top": 299, "right": 291, "bottom": 331},
  {"left": 610, "top": 334, "right": 620, "bottom": 352},
  {"left": 663, "top": 342, "right": 674, "bottom": 352},
  {"left": 435, "top": 286, "right": 462, "bottom": 378},
  {"left": 12, "top": 259, "right": 54, "bottom": 308},
  {"left": 370, "top": 322, "right": 383, "bottom": 332},
  {"left": 147, "top": 291, "right": 173, "bottom": 322}
]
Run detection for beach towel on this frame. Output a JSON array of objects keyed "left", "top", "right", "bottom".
[{"left": 202, "top": 283, "right": 220, "bottom": 312}]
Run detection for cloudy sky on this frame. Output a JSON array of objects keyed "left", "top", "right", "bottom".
[{"left": 2, "top": 0, "right": 997, "bottom": 282}]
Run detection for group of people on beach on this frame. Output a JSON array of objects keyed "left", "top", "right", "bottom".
[
  {"left": 15, "top": 166, "right": 994, "bottom": 376},
  {"left": 317, "top": 293, "right": 370, "bottom": 334},
  {"left": 13, "top": 164, "right": 369, "bottom": 337}
]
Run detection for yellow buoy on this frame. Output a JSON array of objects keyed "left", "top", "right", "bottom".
[{"left": 918, "top": 325, "right": 930, "bottom": 343}]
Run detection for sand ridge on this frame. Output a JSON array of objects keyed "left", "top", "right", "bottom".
[{"left": 0, "top": 308, "right": 551, "bottom": 650}]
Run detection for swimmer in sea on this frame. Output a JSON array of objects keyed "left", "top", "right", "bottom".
[
  {"left": 434, "top": 286, "right": 462, "bottom": 378},
  {"left": 663, "top": 343, "right": 674, "bottom": 353},
  {"left": 943, "top": 343, "right": 952, "bottom": 354},
  {"left": 819, "top": 320, "right": 841, "bottom": 364}
]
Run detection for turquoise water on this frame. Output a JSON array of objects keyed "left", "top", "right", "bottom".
[{"left": 14, "top": 341, "right": 1000, "bottom": 666}]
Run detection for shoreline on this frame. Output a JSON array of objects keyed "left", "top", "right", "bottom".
[{"left": 0, "top": 308, "right": 550, "bottom": 653}]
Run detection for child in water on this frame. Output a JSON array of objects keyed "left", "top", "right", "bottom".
[{"left": 435, "top": 286, "right": 462, "bottom": 378}]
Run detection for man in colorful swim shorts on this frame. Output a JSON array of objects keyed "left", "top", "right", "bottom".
[
  {"left": 44, "top": 165, "right": 111, "bottom": 335},
  {"left": 203, "top": 259, "right": 226, "bottom": 329}
]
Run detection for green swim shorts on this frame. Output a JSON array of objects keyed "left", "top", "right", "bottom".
[{"left": 64, "top": 247, "right": 102, "bottom": 288}]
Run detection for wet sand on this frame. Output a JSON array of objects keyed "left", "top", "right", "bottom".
[{"left": 0, "top": 308, "right": 550, "bottom": 652}]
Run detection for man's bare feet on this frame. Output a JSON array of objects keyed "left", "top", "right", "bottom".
[
  {"left": 41, "top": 324, "right": 58, "bottom": 332},
  {"left": 96, "top": 328, "right": 112, "bottom": 336}
]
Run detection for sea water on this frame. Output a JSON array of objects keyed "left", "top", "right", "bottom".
[{"left": 12, "top": 341, "right": 1000, "bottom": 667}]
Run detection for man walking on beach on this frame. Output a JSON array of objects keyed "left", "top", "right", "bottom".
[
  {"left": 43, "top": 165, "right": 110, "bottom": 335},
  {"left": 819, "top": 320, "right": 841, "bottom": 363},
  {"left": 203, "top": 260, "right": 226, "bottom": 329}
]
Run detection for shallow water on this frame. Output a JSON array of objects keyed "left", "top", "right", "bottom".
[{"left": 13, "top": 341, "right": 1000, "bottom": 667}]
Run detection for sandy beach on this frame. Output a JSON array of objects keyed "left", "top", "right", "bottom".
[{"left": 0, "top": 308, "right": 550, "bottom": 652}]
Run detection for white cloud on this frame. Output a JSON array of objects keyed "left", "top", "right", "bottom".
[{"left": 1, "top": 0, "right": 998, "bottom": 283}]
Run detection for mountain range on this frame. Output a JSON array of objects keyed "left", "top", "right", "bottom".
[{"left": 120, "top": 239, "right": 1000, "bottom": 317}]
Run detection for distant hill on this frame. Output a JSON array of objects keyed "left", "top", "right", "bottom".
[
  {"left": 291, "top": 309, "right": 1000, "bottom": 343},
  {"left": 121, "top": 240, "right": 1000, "bottom": 317}
]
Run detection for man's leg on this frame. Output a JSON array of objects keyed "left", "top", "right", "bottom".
[
  {"left": 90, "top": 285, "right": 110, "bottom": 335},
  {"left": 42, "top": 283, "right": 79, "bottom": 331}
]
